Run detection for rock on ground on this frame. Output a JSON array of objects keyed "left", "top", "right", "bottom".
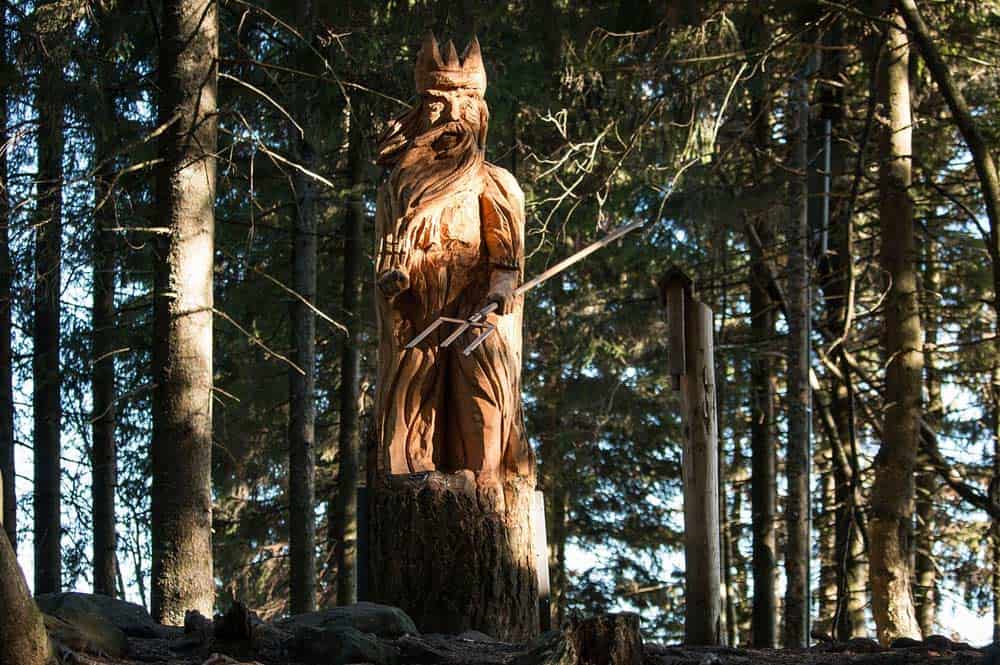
[{"left": 277, "top": 601, "right": 418, "bottom": 639}]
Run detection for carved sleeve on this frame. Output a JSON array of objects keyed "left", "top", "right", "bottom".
[
  {"left": 481, "top": 170, "right": 525, "bottom": 272},
  {"left": 374, "top": 184, "right": 397, "bottom": 274}
]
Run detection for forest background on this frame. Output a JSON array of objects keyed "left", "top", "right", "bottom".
[{"left": 3, "top": 0, "right": 1000, "bottom": 649}]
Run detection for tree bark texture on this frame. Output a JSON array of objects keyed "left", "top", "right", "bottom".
[
  {"left": 92, "top": 4, "right": 120, "bottom": 597},
  {"left": 914, "top": 236, "right": 942, "bottom": 637},
  {"left": 151, "top": 0, "right": 218, "bottom": 625},
  {"left": 679, "top": 298, "right": 721, "bottom": 646},
  {"left": 783, "top": 43, "right": 812, "bottom": 650},
  {"left": 368, "top": 471, "right": 539, "bottom": 640},
  {"left": 287, "top": 0, "right": 318, "bottom": 615},
  {"left": 869, "top": 8, "right": 923, "bottom": 644},
  {"left": 820, "top": 19, "right": 868, "bottom": 640},
  {"left": 745, "top": 0, "right": 776, "bottom": 645},
  {"left": 334, "top": 101, "right": 365, "bottom": 607},
  {"left": 994, "top": 440, "right": 1000, "bottom": 643},
  {"left": 0, "top": 471, "right": 53, "bottom": 665},
  {"left": 559, "top": 613, "right": 643, "bottom": 665},
  {"left": 33, "top": 20, "right": 66, "bottom": 595},
  {"left": 548, "top": 475, "right": 569, "bottom": 630},
  {"left": 0, "top": 1, "right": 15, "bottom": 548}
]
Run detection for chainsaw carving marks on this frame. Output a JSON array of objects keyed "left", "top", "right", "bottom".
[{"left": 373, "top": 34, "right": 535, "bottom": 487}]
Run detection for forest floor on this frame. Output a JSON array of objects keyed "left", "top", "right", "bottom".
[
  {"left": 41, "top": 593, "right": 993, "bottom": 665},
  {"left": 61, "top": 631, "right": 995, "bottom": 665}
]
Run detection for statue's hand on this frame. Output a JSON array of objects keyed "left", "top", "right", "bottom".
[
  {"left": 377, "top": 269, "right": 410, "bottom": 299},
  {"left": 486, "top": 270, "right": 518, "bottom": 316}
]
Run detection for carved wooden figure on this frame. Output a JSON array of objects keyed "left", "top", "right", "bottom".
[{"left": 367, "top": 34, "right": 538, "bottom": 640}]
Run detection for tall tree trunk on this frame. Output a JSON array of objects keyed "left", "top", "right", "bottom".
[
  {"left": 334, "top": 100, "right": 365, "bottom": 606},
  {"left": 783, "top": 32, "right": 812, "bottom": 648},
  {"left": 817, "top": 447, "right": 837, "bottom": 634},
  {"left": 746, "top": 0, "right": 776, "bottom": 646},
  {"left": 817, "top": 17, "right": 870, "bottom": 641},
  {"left": 92, "top": 4, "right": 119, "bottom": 597},
  {"left": 869, "top": 6, "right": 922, "bottom": 644},
  {"left": 0, "top": 471, "right": 52, "bottom": 665},
  {"left": 0, "top": 0, "right": 15, "bottom": 548},
  {"left": 287, "top": 0, "right": 318, "bottom": 615},
  {"left": 547, "top": 480, "right": 568, "bottom": 628},
  {"left": 914, "top": 236, "right": 941, "bottom": 636},
  {"left": 33, "top": 13, "right": 66, "bottom": 595},
  {"left": 151, "top": 0, "right": 218, "bottom": 625},
  {"left": 994, "top": 422, "right": 1000, "bottom": 643},
  {"left": 895, "top": 2, "right": 1000, "bottom": 640}
]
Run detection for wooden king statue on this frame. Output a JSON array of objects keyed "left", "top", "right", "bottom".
[{"left": 367, "top": 34, "right": 539, "bottom": 639}]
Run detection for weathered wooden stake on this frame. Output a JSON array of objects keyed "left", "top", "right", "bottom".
[{"left": 660, "top": 267, "right": 722, "bottom": 646}]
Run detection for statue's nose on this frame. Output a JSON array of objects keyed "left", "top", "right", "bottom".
[{"left": 445, "top": 102, "right": 461, "bottom": 122}]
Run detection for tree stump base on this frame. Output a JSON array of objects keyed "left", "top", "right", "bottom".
[
  {"left": 368, "top": 470, "right": 538, "bottom": 641},
  {"left": 562, "top": 613, "right": 643, "bottom": 665}
]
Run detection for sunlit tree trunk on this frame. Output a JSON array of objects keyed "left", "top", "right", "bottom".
[
  {"left": 33, "top": 9, "right": 66, "bottom": 594},
  {"left": 0, "top": 472, "right": 52, "bottom": 665},
  {"left": 92, "top": 3, "right": 120, "bottom": 597},
  {"left": 869, "top": 6, "right": 922, "bottom": 644},
  {"left": 334, "top": 100, "right": 365, "bottom": 606},
  {"left": 0, "top": 1, "right": 15, "bottom": 548},
  {"left": 151, "top": 0, "right": 218, "bottom": 625},
  {"left": 288, "top": 0, "right": 318, "bottom": 615}
]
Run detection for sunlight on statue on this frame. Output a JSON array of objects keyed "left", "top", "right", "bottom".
[{"left": 373, "top": 34, "right": 533, "bottom": 485}]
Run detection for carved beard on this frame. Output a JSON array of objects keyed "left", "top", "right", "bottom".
[{"left": 388, "top": 118, "right": 485, "bottom": 230}]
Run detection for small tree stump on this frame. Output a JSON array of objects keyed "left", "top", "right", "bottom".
[
  {"left": 368, "top": 470, "right": 538, "bottom": 641},
  {"left": 562, "top": 613, "right": 643, "bottom": 665}
]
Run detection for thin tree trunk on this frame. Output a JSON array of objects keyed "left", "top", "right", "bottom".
[
  {"left": 548, "top": 482, "right": 568, "bottom": 629},
  {"left": 0, "top": 0, "right": 15, "bottom": 548},
  {"left": 151, "top": 0, "right": 218, "bottom": 625},
  {"left": 894, "top": 15, "right": 1000, "bottom": 636},
  {"left": 92, "top": 4, "right": 119, "bottom": 597},
  {"left": 746, "top": 0, "right": 776, "bottom": 643},
  {"left": 869, "top": 7, "right": 922, "bottom": 644},
  {"left": 334, "top": 101, "right": 365, "bottom": 606},
  {"left": 818, "top": 17, "right": 870, "bottom": 640},
  {"left": 817, "top": 446, "right": 837, "bottom": 634},
  {"left": 715, "top": 265, "right": 737, "bottom": 646},
  {"left": 783, "top": 32, "right": 812, "bottom": 648},
  {"left": 33, "top": 15, "right": 66, "bottom": 595},
  {"left": 987, "top": 402, "right": 1000, "bottom": 643},
  {"left": 287, "top": 0, "right": 318, "bottom": 615},
  {"left": 729, "top": 443, "right": 750, "bottom": 644},
  {"left": 994, "top": 429, "right": 1000, "bottom": 643},
  {"left": 914, "top": 237, "right": 941, "bottom": 637}
]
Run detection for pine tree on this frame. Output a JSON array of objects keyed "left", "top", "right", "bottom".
[{"left": 151, "top": 0, "right": 218, "bottom": 624}]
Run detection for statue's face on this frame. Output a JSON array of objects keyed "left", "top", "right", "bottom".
[{"left": 420, "top": 88, "right": 483, "bottom": 134}]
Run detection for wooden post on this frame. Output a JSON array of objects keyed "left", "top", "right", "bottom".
[{"left": 660, "top": 267, "right": 722, "bottom": 646}]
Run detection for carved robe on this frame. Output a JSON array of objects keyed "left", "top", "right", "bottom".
[{"left": 374, "top": 161, "right": 533, "bottom": 482}]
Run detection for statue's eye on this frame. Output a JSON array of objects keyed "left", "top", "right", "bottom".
[{"left": 428, "top": 101, "right": 444, "bottom": 115}]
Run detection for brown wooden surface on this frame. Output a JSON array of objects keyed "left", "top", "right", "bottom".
[
  {"left": 368, "top": 35, "right": 538, "bottom": 639},
  {"left": 680, "top": 299, "right": 722, "bottom": 646},
  {"left": 0, "top": 471, "right": 53, "bottom": 665},
  {"left": 869, "top": 8, "right": 923, "bottom": 644},
  {"left": 151, "top": 0, "right": 218, "bottom": 625},
  {"left": 368, "top": 471, "right": 539, "bottom": 640},
  {"left": 561, "top": 613, "right": 644, "bottom": 665}
]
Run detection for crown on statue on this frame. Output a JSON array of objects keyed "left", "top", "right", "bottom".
[{"left": 415, "top": 33, "right": 486, "bottom": 94}]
